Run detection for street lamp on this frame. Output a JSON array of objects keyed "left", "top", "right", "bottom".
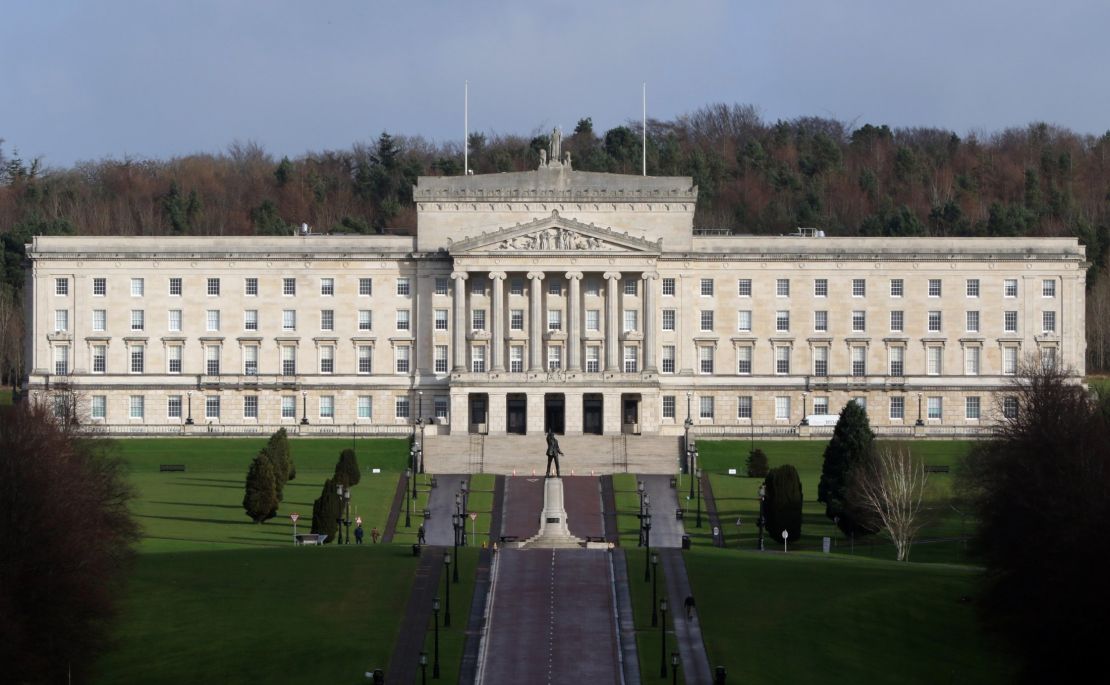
[
  {"left": 451, "top": 513, "right": 460, "bottom": 583},
  {"left": 651, "top": 553, "right": 659, "bottom": 627},
  {"left": 185, "top": 390, "right": 194, "bottom": 425},
  {"left": 801, "top": 392, "right": 809, "bottom": 425},
  {"left": 411, "top": 447, "right": 419, "bottom": 500},
  {"left": 671, "top": 652, "right": 680, "bottom": 685},
  {"left": 419, "top": 651, "right": 428, "bottom": 685},
  {"left": 643, "top": 511, "right": 652, "bottom": 582},
  {"left": 432, "top": 597, "right": 441, "bottom": 678},
  {"left": 418, "top": 417, "right": 427, "bottom": 474},
  {"left": 757, "top": 482, "right": 766, "bottom": 551},
  {"left": 335, "top": 482, "right": 345, "bottom": 544},
  {"left": 916, "top": 392, "right": 924, "bottom": 426},
  {"left": 405, "top": 468, "right": 412, "bottom": 528},
  {"left": 659, "top": 597, "right": 669, "bottom": 678},
  {"left": 443, "top": 551, "right": 452, "bottom": 627},
  {"left": 344, "top": 487, "right": 352, "bottom": 544},
  {"left": 300, "top": 390, "right": 309, "bottom": 425},
  {"left": 696, "top": 467, "right": 703, "bottom": 529},
  {"left": 684, "top": 390, "right": 694, "bottom": 478}
]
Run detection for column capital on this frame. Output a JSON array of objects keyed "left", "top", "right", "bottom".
[
  {"left": 564, "top": 271, "right": 584, "bottom": 281},
  {"left": 641, "top": 271, "right": 660, "bottom": 281},
  {"left": 450, "top": 271, "right": 469, "bottom": 281},
  {"left": 526, "top": 271, "right": 546, "bottom": 281},
  {"left": 488, "top": 271, "right": 507, "bottom": 281},
  {"left": 603, "top": 271, "right": 622, "bottom": 281}
]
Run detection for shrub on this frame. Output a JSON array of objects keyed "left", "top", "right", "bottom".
[
  {"left": 746, "top": 448, "right": 769, "bottom": 478},
  {"left": 243, "top": 452, "right": 279, "bottom": 523},
  {"left": 764, "top": 464, "right": 803, "bottom": 543},
  {"left": 334, "top": 448, "right": 361, "bottom": 487}
]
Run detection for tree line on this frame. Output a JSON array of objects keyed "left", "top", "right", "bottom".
[{"left": 4, "top": 103, "right": 1110, "bottom": 377}]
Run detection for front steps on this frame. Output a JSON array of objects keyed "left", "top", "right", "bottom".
[{"left": 423, "top": 433, "right": 681, "bottom": 475}]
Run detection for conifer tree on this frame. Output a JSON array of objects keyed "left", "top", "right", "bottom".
[
  {"left": 764, "top": 464, "right": 803, "bottom": 543},
  {"left": 310, "top": 477, "right": 342, "bottom": 543},
  {"left": 746, "top": 448, "right": 770, "bottom": 478},
  {"left": 243, "top": 453, "right": 279, "bottom": 523},
  {"left": 818, "top": 400, "right": 876, "bottom": 535},
  {"left": 334, "top": 448, "right": 361, "bottom": 487}
]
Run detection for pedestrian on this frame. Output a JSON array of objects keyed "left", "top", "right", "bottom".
[
  {"left": 354, "top": 524, "right": 364, "bottom": 544},
  {"left": 370, "top": 526, "right": 380, "bottom": 544},
  {"left": 417, "top": 524, "right": 426, "bottom": 545},
  {"left": 684, "top": 595, "right": 696, "bottom": 620}
]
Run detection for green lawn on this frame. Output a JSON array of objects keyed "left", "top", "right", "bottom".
[
  {"left": 420, "top": 546, "right": 480, "bottom": 684},
  {"left": 685, "top": 547, "right": 1014, "bottom": 684},
  {"left": 624, "top": 552, "right": 685, "bottom": 684}
]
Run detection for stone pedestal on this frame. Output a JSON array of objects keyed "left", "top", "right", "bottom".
[{"left": 519, "top": 477, "right": 584, "bottom": 548}]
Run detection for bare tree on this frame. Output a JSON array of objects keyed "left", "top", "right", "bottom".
[{"left": 849, "top": 443, "right": 930, "bottom": 561}]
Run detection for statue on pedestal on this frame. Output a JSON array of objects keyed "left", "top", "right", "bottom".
[{"left": 545, "top": 430, "right": 563, "bottom": 478}]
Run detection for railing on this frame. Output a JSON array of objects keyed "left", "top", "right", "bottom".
[
  {"left": 693, "top": 423, "right": 1000, "bottom": 439},
  {"left": 77, "top": 423, "right": 414, "bottom": 437}
]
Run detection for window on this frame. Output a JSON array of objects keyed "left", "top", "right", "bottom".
[
  {"left": 358, "top": 396, "right": 372, "bottom": 420},
  {"left": 1042, "top": 279, "right": 1056, "bottom": 297},
  {"left": 243, "top": 346, "right": 258, "bottom": 375},
  {"left": 1004, "top": 311, "right": 1018, "bottom": 333},
  {"left": 662, "top": 278, "right": 675, "bottom": 296},
  {"left": 168, "top": 277, "right": 181, "bottom": 296},
  {"left": 428, "top": 309, "right": 445, "bottom": 331},
  {"left": 1003, "top": 396, "right": 1018, "bottom": 420},
  {"left": 282, "top": 310, "right": 296, "bottom": 331},
  {"left": 205, "top": 345, "right": 221, "bottom": 375},
  {"left": 130, "top": 346, "right": 144, "bottom": 373},
  {"left": 852, "top": 310, "right": 866, "bottom": 332},
  {"left": 622, "top": 345, "right": 638, "bottom": 373},
  {"left": 92, "top": 345, "right": 107, "bottom": 373},
  {"left": 623, "top": 310, "right": 637, "bottom": 332},
  {"left": 851, "top": 397, "right": 867, "bottom": 412},
  {"left": 585, "top": 347, "right": 600, "bottom": 373},
  {"left": 700, "top": 310, "right": 714, "bottom": 331},
  {"left": 244, "top": 310, "right": 258, "bottom": 331},
  {"left": 511, "top": 346, "right": 525, "bottom": 373},
  {"left": 131, "top": 278, "right": 144, "bottom": 297},
  {"left": 851, "top": 346, "right": 866, "bottom": 376},
  {"left": 206, "top": 309, "right": 220, "bottom": 332},
  {"left": 965, "top": 346, "right": 981, "bottom": 375},
  {"left": 434, "top": 397, "right": 449, "bottom": 420},
  {"left": 548, "top": 280, "right": 561, "bottom": 296},
  {"left": 966, "top": 279, "right": 980, "bottom": 297},
  {"left": 738, "top": 310, "right": 752, "bottom": 332},
  {"left": 320, "top": 278, "right": 334, "bottom": 296},
  {"left": 245, "top": 278, "right": 258, "bottom": 296},
  {"left": 698, "top": 346, "right": 714, "bottom": 374},
  {"left": 890, "top": 396, "right": 905, "bottom": 420},
  {"left": 511, "top": 309, "right": 526, "bottom": 331},
  {"left": 320, "top": 309, "right": 334, "bottom": 331},
  {"left": 662, "top": 309, "right": 676, "bottom": 331},
  {"left": 813, "top": 397, "right": 829, "bottom": 415},
  {"left": 1003, "top": 346, "right": 1018, "bottom": 375},
  {"left": 91, "top": 396, "right": 107, "bottom": 420},
  {"left": 243, "top": 396, "right": 258, "bottom": 419},
  {"left": 699, "top": 395, "right": 714, "bottom": 420},
  {"left": 700, "top": 278, "right": 714, "bottom": 296},
  {"left": 852, "top": 279, "right": 866, "bottom": 297},
  {"left": 966, "top": 311, "right": 980, "bottom": 333},
  {"left": 1042, "top": 311, "right": 1056, "bottom": 333},
  {"left": 889, "top": 346, "right": 904, "bottom": 376},
  {"left": 966, "top": 396, "right": 981, "bottom": 420},
  {"left": 890, "top": 278, "right": 904, "bottom": 297},
  {"left": 131, "top": 309, "right": 145, "bottom": 331},
  {"left": 1004, "top": 279, "right": 1018, "bottom": 297},
  {"left": 776, "top": 278, "right": 790, "bottom": 297},
  {"left": 474, "top": 278, "right": 489, "bottom": 296},
  {"left": 92, "top": 278, "right": 106, "bottom": 296},
  {"left": 358, "top": 310, "right": 373, "bottom": 331},
  {"left": 473, "top": 308, "right": 488, "bottom": 331},
  {"left": 396, "top": 277, "right": 411, "bottom": 296},
  {"left": 775, "top": 310, "right": 790, "bottom": 332},
  {"left": 319, "top": 345, "right": 334, "bottom": 374},
  {"left": 927, "top": 346, "right": 943, "bottom": 375},
  {"left": 55, "top": 278, "right": 69, "bottom": 296},
  {"left": 473, "top": 345, "right": 488, "bottom": 372},
  {"left": 890, "top": 310, "right": 904, "bottom": 332},
  {"left": 395, "top": 345, "right": 410, "bottom": 373},
  {"left": 281, "top": 346, "right": 296, "bottom": 375},
  {"left": 813, "top": 346, "right": 828, "bottom": 376},
  {"left": 663, "top": 395, "right": 676, "bottom": 419},
  {"left": 927, "top": 397, "right": 942, "bottom": 420},
  {"left": 737, "top": 396, "right": 753, "bottom": 419},
  {"left": 207, "top": 278, "right": 220, "bottom": 296},
  {"left": 737, "top": 346, "right": 752, "bottom": 374},
  {"left": 511, "top": 278, "right": 525, "bottom": 296},
  {"left": 395, "top": 396, "right": 410, "bottom": 420},
  {"left": 283, "top": 278, "right": 296, "bottom": 296},
  {"left": 774, "top": 396, "right": 790, "bottom": 420},
  {"left": 167, "top": 345, "right": 182, "bottom": 374},
  {"left": 396, "top": 309, "right": 410, "bottom": 331},
  {"left": 814, "top": 279, "right": 828, "bottom": 297},
  {"left": 927, "top": 311, "right": 942, "bottom": 333},
  {"left": 809, "top": 310, "right": 827, "bottom": 332},
  {"left": 738, "top": 279, "right": 752, "bottom": 297},
  {"left": 130, "top": 396, "right": 144, "bottom": 420},
  {"left": 163, "top": 309, "right": 179, "bottom": 332},
  {"left": 775, "top": 345, "right": 791, "bottom": 374},
  {"left": 435, "top": 276, "right": 449, "bottom": 295},
  {"left": 928, "top": 279, "right": 942, "bottom": 297},
  {"left": 54, "top": 346, "right": 69, "bottom": 375},
  {"left": 661, "top": 345, "right": 675, "bottom": 373},
  {"left": 546, "top": 309, "right": 561, "bottom": 332},
  {"left": 1041, "top": 346, "right": 1057, "bottom": 368},
  {"left": 434, "top": 345, "right": 448, "bottom": 374},
  {"left": 546, "top": 345, "right": 561, "bottom": 371},
  {"left": 281, "top": 396, "right": 296, "bottom": 419},
  {"left": 624, "top": 278, "right": 638, "bottom": 296},
  {"left": 319, "top": 396, "right": 334, "bottom": 419},
  {"left": 586, "top": 309, "right": 600, "bottom": 331},
  {"left": 54, "top": 309, "right": 68, "bottom": 332}
]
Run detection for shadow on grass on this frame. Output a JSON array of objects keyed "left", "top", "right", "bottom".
[
  {"left": 137, "top": 514, "right": 252, "bottom": 526},
  {"left": 144, "top": 535, "right": 275, "bottom": 547},
  {"left": 175, "top": 482, "right": 243, "bottom": 490},
  {"left": 178, "top": 477, "right": 242, "bottom": 484},
  {"left": 150, "top": 501, "right": 244, "bottom": 510}
]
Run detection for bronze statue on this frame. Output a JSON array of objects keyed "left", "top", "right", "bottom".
[{"left": 545, "top": 430, "right": 563, "bottom": 478}]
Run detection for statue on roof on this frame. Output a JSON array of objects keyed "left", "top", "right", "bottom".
[{"left": 550, "top": 127, "right": 562, "bottom": 161}]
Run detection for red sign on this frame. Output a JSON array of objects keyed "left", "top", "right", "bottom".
[
  {"left": 290, "top": 513, "right": 300, "bottom": 522},
  {"left": 356, "top": 516, "right": 363, "bottom": 525},
  {"left": 469, "top": 512, "right": 478, "bottom": 521}
]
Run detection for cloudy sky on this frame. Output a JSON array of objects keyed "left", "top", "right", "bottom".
[{"left": 3, "top": 0, "right": 1108, "bottom": 166}]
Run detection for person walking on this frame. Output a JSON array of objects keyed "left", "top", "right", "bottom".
[
  {"left": 354, "top": 524, "right": 364, "bottom": 544},
  {"left": 370, "top": 526, "right": 380, "bottom": 544},
  {"left": 417, "top": 524, "right": 426, "bottom": 545}
]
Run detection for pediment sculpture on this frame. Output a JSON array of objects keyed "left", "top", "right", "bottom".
[{"left": 495, "top": 227, "right": 606, "bottom": 251}]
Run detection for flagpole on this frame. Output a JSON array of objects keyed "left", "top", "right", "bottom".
[{"left": 642, "top": 82, "right": 647, "bottom": 176}]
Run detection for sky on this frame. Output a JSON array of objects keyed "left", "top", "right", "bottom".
[{"left": 2, "top": 0, "right": 1109, "bottom": 167}]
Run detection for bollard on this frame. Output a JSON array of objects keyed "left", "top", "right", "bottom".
[{"left": 714, "top": 665, "right": 727, "bottom": 684}]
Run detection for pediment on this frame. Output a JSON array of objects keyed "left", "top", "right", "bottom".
[{"left": 447, "top": 211, "right": 662, "bottom": 255}]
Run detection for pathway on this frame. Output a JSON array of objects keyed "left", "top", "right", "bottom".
[
  {"left": 424, "top": 474, "right": 469, "bottom": 546},
  {"left": 386, "top": 546, "right": 444, "bottom": 683},
  {"left": 561, "top": 476, "right": 605, "bottom": 540},
  {"left": 380, "top": 470, "right": 409, "bottom": 544},
  {"left": 700, "top": 471, "right": 725, "bottom": 547},
  {"left": 500, "top": 476, "right": 544, "bottom": 540},
  {"left": 660, "top": 548, "right": 713, "bottom": 684},
  {"left": 643, "top": 474, "right": 686, "bottom": 548},
  {"left": 458, "top": 476, "right": 504, "bottom": 684}
]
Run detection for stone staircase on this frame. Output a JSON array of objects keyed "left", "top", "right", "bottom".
[{"left": 423, "top": 434, "right": 681, "bottom": 475}]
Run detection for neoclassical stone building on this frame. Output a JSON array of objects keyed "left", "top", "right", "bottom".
[{"left": 24, "top": 156, "right": 1086, "bottom": 445}]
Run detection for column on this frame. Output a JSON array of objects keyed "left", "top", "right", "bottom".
[
  {"left": 527, "top": 271, "right": 545, "bottom": 372},
  {"left": 604, "top": 272, "right": 622, "bottom": 372},
  {"left": 451, "top": 271, "right": 468, "bottom": 372},
  {"left": 489, "top": 271, "right": 507, "bottom": 372},
  {"left": 566, "top": 271, "right": 583, "bottom": 372},
  {"left": 642, "top": 271, "right": 659, "bottom": 373}
]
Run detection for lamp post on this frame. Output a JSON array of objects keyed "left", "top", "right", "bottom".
[
  {"left": 684, "top": 389, "right": 694, "bottom": 479},
  {"left": 443, "top": 551, "right": 452, "bottom": 627},
  {"left": 185, "top": 390, "right": 194, "bottom": 425},
  {"left": 801, "top": 392, "right": 809, "bottom": 425},
  {"left": 411, "top": 447, "right": 419, "bottom": 500},
  {"left": 651, "top": 553, "right": 659, "bottom": 627},
  {"left": 757, "top": 482, "right": 766, "bottom": 551},
  {"left": 695, "top": 467, "right": 703, "bottom": 529},
  {"left": 405, "top": 468, "right": 412, "bottom": 528},
  {"left": 916, "top": 392, "right": 924, "bottom": 426},
  {"left": 344, "top": 487, "right": 352, "bottom": 544},
  {"left": 451, "top": 514, "right": 460, "bottom": 583},
  {"left": 671, "top": 652, "right": 680, "bottom": 685},
  {"left": 643, "top": 512, "right": 652, "bottom": 582},
  {"left": 419, "top": 651, "right": 428, "bottom": 685},
  {"left": 300, "top": 390, "right": 309, "bottom": 425},
  {"left": 335, "top": 482, "right": 345, "bottom": 544},
  {"left": 688, "top": 438, "right": 696, "bottom": 502},
  {"left": 659, "top": 598, "right": 669, "bottom": 678},
  {"left": 432, "top": 597, "right": 441, "bottom": 678},
  {"left": 637, "top": 481, "right": 646, "bottom": 546},
  {"left": 418, "top": 417, "right": 427, "bottom": 473}
]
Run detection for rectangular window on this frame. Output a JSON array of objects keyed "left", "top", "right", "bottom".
[
  {"left": 776, "top": 278, "right": 790, "bottom": 297},
  {"left": 623, "top": 310, "right": 637, "bottom": 332},
  {"left": 623, "top": 278, "right": 638, "bottom": 296},
  {"left": 585, "top": 346, "right": 600, "bottom": 373},
  {"left": 662, "top": 309, "right": 676, "bottom": 331},
  {"left": 55, "top": 277, "right": 68, "bottom": 295},
  {"left": 244, "top": 309, "right": 259, "bottom": 331},
  {"left": 662, "top": 395, "right": 676, "bottom": 419},
  {"left": 890, "top": 278, "right": 904, "bottom": 297},
  {"left": 737, "top": 346, "right": 752, "bottom": 374},
  {"left": 166, "top": 396, "right": 182, "bottom": 420},
  {"left": 1042, "top": 311, "right": 1056, "bottom": 333},
  {"left": 1042, "top": 279, "right": 1056, "bottom": 298},
  {"left": 168, "top": 277, "right": 181, "bottom": 296},
  {"left": 813, "top": 310, "right": 828, "bottom": 332},
  {"left": 510, "top": 346, "right": 525, "bottom": 373},
  {"left": 852, "top": 310, "right": 866, "bottom": 332},
  {"left": 889, "top": 346, "right": 905, "bottom": 376},
  {"left": 320, "top": 309, "right": 334, "bottom": 331},
  {"left": 281, "top": 396, "right": 296, "bottom": 419},
  {"left": 928, "top": 279, "right": 942, "bottom": 297},
  {"left": 434, "top": 345, "right": 448, "bottom": 374},
  {"left": 282, "top": 309, "right": 296, "bottom": 331},
  {"left": 852, "top": 278, "right": 866, "bottom": 297},
  {"left": 547, "top": 279, "right": 562, "bottom": 296},
  {"left": 813, "top": 346, "right": 828, "bottom": 376},
  {"left": 395, "top": 397, "right": 410, "bottom": 420},
  {"left": 434, "top": 309, "right": 448, "bottom": 331},
  {"left": 698, "top": 346, "right": 714, "bottom": 374},
  {"left": 1003, "top": 346, "right": 1017, "bottom": 375},
  {"left": 928, "top": 311, "right": 942, "bottom": 333},
  {"left": 206, "top": 309, "right": 220, "bottom": 332},
  {"left": 927, "top": 397, "right": 942, "bottom": 420},
  {"left": 700, "top": 310, "right": 714, "bottom": 331},
  {"left": 205, "top": 345, "right": 221, "bottom": 375},
  {"left": 206, "top": 278, "right": 220, "bottom": 296},
  {"left": 814, "top": 279, "right": 828, "bottom": 297},
  {"left": 243, "top": 345, "right": 258, "bottom": 375},
  {"left": 473, "top": 345, "right": 488, "bottom": 373},
  {"left": 473, "top": 308, "right": 488, "bottom": 331},
  {"left": 92, "top": 345, "right": 107, "bottom": 373},
  {"left": 813, "top": 397, "right": 829, "bottom": 415},
  {"left": 699, "top": 395, "right": 714, "bottom": 420},
  {"left": 774, "top": 396, "right": 790, "bottom": 420},
  {"left": 1003, "top": 396, "right": 1018, "bottom": 420},
  {"left": 319, "top": 345, "right": 334, "bottom": 374},
  {"left": 131, "top": 278, "right": 144, "bottom": 297},
  {"left": 966, "top": 279, "right": 980, "bottom": 297},
  {"left": 245, "top": 277, "right": 258, "bottom": 296},
  {"left": 434, "top": 397, "right": 449, "bottom": 420},
  {"left": 965, "top": 346, "right": 981, "bottom": 375},
  {"left": 358, "top": 309, "right": 373, "bottom": 331},
  {"left": 54, "top": 346, "right": 69, "bottom": 375},
  {"left": 131, "top": 309, "right": 145, "bottom": 331},
  {"left": 661, "top": 345, "right": 675, "bottom": 373},
  {"left": 546, "top": 345, "right": 561, "bottom": 371},
  {"left": 510, "top": 278, "right": 525, "bottom": 296},
  {"left": 243, "top": 396, "right": 258, "bottom": 419},
  {"left": 283, "top": 277, "right": 296, "bottom": 296},
  {"left": 886, "top": 310, "right": 903, "bottom": 333},
  {"left": 966, "top": 311, "right": 980, "bottom": 333},
  {"left": 662, "top": 278, "right": 676, "bottom": 296},
  {"left": 700, "top": 278, "right": 714, "bottom": 296},
  {"left": 92, "top": 277, "right": 106, "bottom": 296},
  {"left": 435, "top": 276, "right": 449, "bottom": 295},
  {"left": 775, "top": 345, "right": 791, "bottom": 375},
  {"left": 54, "top": 309, "right": 68, "bottom": 332},
  {"left": 737, "top": 396, "right": 753, "bottom": 419},
  {"left": 1004, "top": 311, "right": 1018, "bottom": 333},
  {"left": 890, "top": 396, "right": 905, "bottom": 420},
  {"left": 473, "top": 278, "right": 489, "bottom": 296},
  {"left": 851, "top": 346, "right": 866, "bottom": 377},
  {"left": 320, "top": 277, "right": 334, "bottom": 296},
  {"left": 737, "top": 279, "right": 752, "bottom": 297},
  {"left": 738, "top": 310, "right": 753, "bottom": 332},
  {"left": 396, "top": 277, "right": 411, "bottom": 296},
  {"left": 396, "top": 309, "right": 410, "bottom": 331},
  {"left": 511, "top": 309, "right": 526, "bottom": 330},
  {"left": 167, "top": 345, "right": 182, "bottom": 374},
  {"left": 775, "top": 310, "right": 790, "bottom": 332},
  {"left": 354, "top": 345, "right": 371, "bottom": 374},
  {"left": 130, "top": 396, "right": 144, "bottom": 420},
  {"left": 1042, "top": 347, "right": 1057, "bottom": 368},
  {"left": 130, "top": 345, "right": 144, "bottom": 373},
  {"left": 966, "top": 396, "right": 981, "bottom": 420},
  {"left": 851, "top": 397, "right": 867, "bottom": 412},
  {"left": 927, "top": 346, "right": 942, "bottom": 375},
  {"left": 546, "top": 309, "right": 561, "bottom": 332},
  {"left": 359, "top": 277, "right": 373, "bottom": 296},
  {"left": 1004, "top": 279, "right": 1018, "bottom": 297},
  {"left": 395, "top": 345, "right": 411, "bottom": 373},
  {"left": 586, "top": 309, "right": 600, "bottom": 331},
  {"left": 358, "top": 396, "right": 372, "bottom": 420},
  {"left": 281, "top": 346, "right": 296, "bottom": 375},
  {"left": 623, "top": 346, "right": 638, "bottom": 373},
  {"left": 319, "top": 396, "right": 334, "bottom": 419}
]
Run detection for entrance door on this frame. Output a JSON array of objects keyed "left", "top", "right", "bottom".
[
  {"left": 583, "top": 394, "right": 603, "bottom": 435},
  {"left": 506, "top": 394, "right": 527, "bottom": 435},
  {"left": 469, "top": 394, "right": 488, "bottom": 434},
  {"left": 544, "top": 394, "right": 565, "bottom": 435},
  {"left": 622, "top": 395, "right": 641, "bottom": 435}
]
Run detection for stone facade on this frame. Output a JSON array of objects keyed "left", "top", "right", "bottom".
[{"left": 23, "top": 165, "right": 1086, "bottom": 438}]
